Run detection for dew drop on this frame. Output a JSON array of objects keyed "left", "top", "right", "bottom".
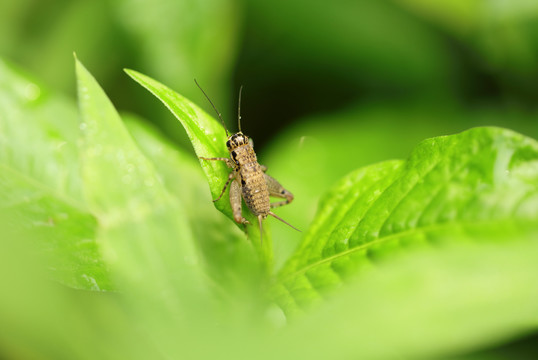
[
  {"left": 57, "top": 213, "right": 69, "bottom": 220},
  {"left": 265, "top": 305, "right": 286, "bottom": 328},
  {"left": 56, "top": 141, "right": 67, "bottom": 150},
  {"left": 24, "top": 83, "right": 41, "bottom": 101},
  {"left": 183, "top": 255, "right": 198, "bottom": 266}
]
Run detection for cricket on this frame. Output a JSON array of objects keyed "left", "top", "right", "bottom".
[{"left": 195, "top": 79, "right": 300, "bottom": 243}]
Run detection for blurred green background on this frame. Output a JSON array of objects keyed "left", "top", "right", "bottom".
[
  {"left": 3, "top": 0, "right": 537, "bottom": 250},
  {"left": 2, "top": 0, "right": 537, "bottom": 149},
  {"left": 2, "top": 0, "right": 538, "bottom": 358}
]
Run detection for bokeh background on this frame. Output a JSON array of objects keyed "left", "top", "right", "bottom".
[
  {"left": 3, "top": 0, "right": 538, "bottom": 259},
  {"left": 2, "top": 0, "right": 538, "bottom": 358},
  {"left": 2, "top": 0, "right": 537, "bottom": 148}
]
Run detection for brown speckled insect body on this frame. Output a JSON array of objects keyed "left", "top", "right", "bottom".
[{"left": 195, "top": 80, "right": 299, "bottom": 242}]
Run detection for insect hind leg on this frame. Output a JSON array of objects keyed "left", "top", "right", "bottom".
[
  {"left": 269, "top": 196, "right": 293, "bottom": 209},
  {"left": 263, "top": 173, "right": 294, "bottom": 208},
  {"left": 229, "top": 179, "right": 249, "bottom": 225}
]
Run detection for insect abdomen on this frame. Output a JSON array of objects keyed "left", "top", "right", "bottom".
[
  {"left": 242, "top": 166, "right": 270, "bottom": 216},
  {"left": 234, "top": 146, "right": 270, "bottom": 216}
]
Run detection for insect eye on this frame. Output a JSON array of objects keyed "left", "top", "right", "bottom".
[
  {"left": 231, "top": 151, "right": 238, "bottom": 164},
  {"left": 226, "top": 140, "right": 231, "bottom": 148}
]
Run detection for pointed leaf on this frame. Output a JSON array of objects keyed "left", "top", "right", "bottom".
[
  {"left": 125, "top": 69, "right": 272, "bottom": 268},
  {"left": 123, "top": 115, "right": 266, "bottom": 299},
  {"left": 0, "top": 57, "right": 111, "bottom": 290},
  {"left": 76, "top": 59, "right": 206, "bottom": 311}
]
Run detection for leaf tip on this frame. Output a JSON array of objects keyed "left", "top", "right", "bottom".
[
  {"left": 124, "top": 68, "right": 143, "bottom": 82},
  {"left": 73, "top": 52, "right": 84, "bottom": 72},
  {"left": 74, "top": 56, "right": 86, "bottom": 80}
]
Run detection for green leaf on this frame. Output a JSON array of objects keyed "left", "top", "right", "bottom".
[
  {"left": 124, "top": 69, "right": 272, "bottom": 268},
  {"left": 123, "top": 114, "right": 267, "bottom": 302},
  {"left": 273, "top": 235, "right": 538, "bottom": 359},
  {"left": 263, "top": 104, "right": 538, "bottom": 270},
  {"left": 273, "top": 127, "right": 538, "bottom": 314},
  {"left": 76, "top": 59, "right": 207, "bottom": 311},
  {"left": 0, "top": 215, "right": 160, "bottom": 359},
  {"left": 0, "top": 57, "right": 111, "bottom": 290}
]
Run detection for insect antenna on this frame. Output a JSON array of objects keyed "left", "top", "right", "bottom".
[
  {"left": 237, "top": 85, "right": 243, "bottom": 133},
  {"left": 194, "top": 79, "right": 229, "bottom": 137},
  {"left": 268, "top": 211, "right": 301, "bottom": 232}
]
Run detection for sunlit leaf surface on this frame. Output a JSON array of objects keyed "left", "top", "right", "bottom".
[
  {"left": 0, "top": 58, "right": 110, "bottom": 290},
  {"left": 273, "top": 127, "right": 538, "bottom": 313},
  {"left": 76, "top": 59, "right": 206, "bottom": 308},
  {"left": 125, "top": 69, "right": 272, "bottom": 267}
]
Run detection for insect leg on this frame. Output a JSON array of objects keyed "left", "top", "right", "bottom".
[
  {"left": 199, "top": 157, "right": 236, "bottom": 201},
  {"left": 199, "top": 157, "right": 234, "bottom": 168},
  {"left": 264, "top": 173, "right": 300, "bottom": 232},
  {"left": 260, "top": 165, "right": 268, "bottom": 172},
  {"left": 258, "top": 215, "right": 264, "bottom": 245},
  {"left": 230, "top": 178, "right": 249, "bottom": 225},
  {"left": 264, "top": 173, "right": 294, "bottom": 208},
  {"left": 213, "top": 171, "right": 234, "bottom": 202}
]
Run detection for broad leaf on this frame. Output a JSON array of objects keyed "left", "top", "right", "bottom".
[
  {"left": 0, "top": 57, "right": 111, "bottom": 290},
  {"left": 76, "top": 59, "right": 207, "bottom": 311},
  {"left": 0, "top": 215, "right": 159, "bottom": 359},
  {"left": 274, "top": 235, "right": 538, "bottom": 359},
  {"left": 123, "top": 115, "right": 267, "bottom": 301},
  {"left": 273, "top": 127, "right": 538, "bottom": 313},
  {"left": 125, "top": 69, "right": 272, "bottom": 268},
  {"left": 263, "top": 104, "right": 538, "bottom": 269}
]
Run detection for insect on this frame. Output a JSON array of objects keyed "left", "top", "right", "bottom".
[{"left": 195, "top": 79, "right": 300, "bottom": 243}]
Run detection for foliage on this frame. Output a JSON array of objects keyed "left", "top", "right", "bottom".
[
  {"left": 1, "top": 57, "right": 537, "bottom": 359},
  {"left": 2, "top": 0, "right": 538, "bottom": 358}
]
